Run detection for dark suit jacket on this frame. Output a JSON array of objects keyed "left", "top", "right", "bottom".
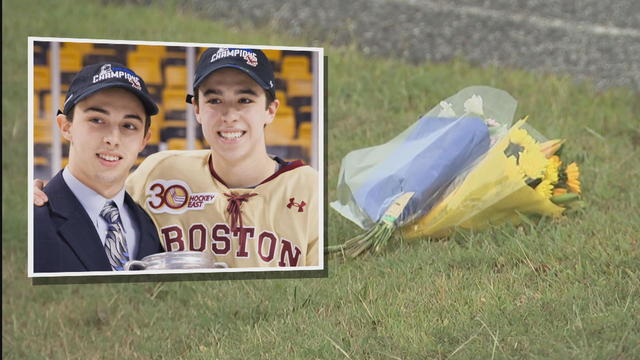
[{"left": 34, "top": 171, "right": 164, "bottom": 272}]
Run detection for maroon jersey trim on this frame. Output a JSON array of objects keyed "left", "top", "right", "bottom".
[{"left": 208, "top": 156, "right": 306, "bottom": 188}]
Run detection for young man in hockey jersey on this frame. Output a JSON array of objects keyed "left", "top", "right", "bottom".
[{"left": 125, "top": 48, "right": 319, "bottom": 268}]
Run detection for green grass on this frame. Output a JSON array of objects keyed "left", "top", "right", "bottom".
[{"left": 3, "top": 0, "right": 640, "bottom": 359}]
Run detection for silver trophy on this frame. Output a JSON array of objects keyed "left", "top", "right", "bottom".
[{"left": 124, "top": 251, "right": 228, "bottom": 270}]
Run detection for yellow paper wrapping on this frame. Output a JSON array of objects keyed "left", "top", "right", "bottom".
[{"left": 403, "top": 119, "right": 565, "bottom": 239}]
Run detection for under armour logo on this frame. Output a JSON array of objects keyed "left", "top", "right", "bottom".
[{"left": 287, "top": 197, "right": 306, "bottom": 212}]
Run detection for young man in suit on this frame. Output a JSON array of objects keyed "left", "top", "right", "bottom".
[{"left": 33, "top": 62, "right": 164, "bottom": 273}]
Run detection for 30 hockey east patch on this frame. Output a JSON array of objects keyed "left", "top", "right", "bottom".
[{"left": 145, "top": 179, "right": 217, "bottom": 214}]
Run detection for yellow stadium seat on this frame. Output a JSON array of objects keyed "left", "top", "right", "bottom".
[
  {"left": 162, "top": 88, "right": 187, "bottom": 112},
  {"left": 265, "top": 113, "right": 296, "bottom": 146},
  {"left": 135, "top": 45, "right": 166, "bottom": 57},
  {"left": 165, "top": 51, "right": 186, "bottom": 60},
  {"left": 164, "top": 65, "right": 187, "bottom": 89},
  {"left": 298, "top": 121, "right": 312, "bottom": 140},
  {"left": 42, "top": 93, "right": 66, "bottom": 119},
  {"left": 167, "top": 138, "right": 186, "bottom": 150},
  {"left": 276, "top": 102, "right": 294, "bottom": 118},
  {"left": 276, "top": 90, "right": 288, "bottom": 105},
  {"left": 91, "top": 48, "right": 118, "bottom": 57},
  {"left": 147, "top": 123, "right": 161, "bottom": 144},
  {"left": 154, "top": 105, "right": 166, "bottom": 124},
  {"left": 293, "top": 122, "right": 313, "bottom": 153},
  {"left": 59, "top": 48, "right": 84, "bottom": 72},
  {"left": 163, "top": 119, "right": 186, "bottom": 128},
  {"left": 34, "top": 156, "right": 49, "bottom": 166},
  {"left": 34, "top": 121, "right": 53, "bottom": 144},
  {"left": 167, "top": 137, "right": 202, "bottom": 150},
  {"left": 81, "top": 45, "right": 120, "bottom": 64},
  {"left": 127, "top": 52, "right": 162, "bottom": 85},
  {"left": 34, "top": 66, "right": 50, "bottom": 91},
  {"left": 34, "top": 92, "right": 40, "bottom": 121},
  {"left": 147, "top": 107, "right": 164, "bottom": 144},
  {"left": 282, "top": 55, "right": 309, "bottom": 69},
  {"left": 263, "top": 49, "right": 283, "bottom": 63},
  {"left": 286, "top": 79, "right": 313, "bottom": 98},
  {"left": 281, "top": 67, "right": 312, "bottom": 81},
  {"left": 281, "top": 55, "right": 312, "bottom": 80},
  {"left": 62, "top": 42, "right": 94, "bottom": 55}
]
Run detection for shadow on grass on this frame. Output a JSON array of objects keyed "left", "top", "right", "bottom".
[{"left": 33, "top": 266, "right": 329, "bottom": 286}]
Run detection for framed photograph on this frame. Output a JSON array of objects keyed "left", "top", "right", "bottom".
[{"left": 28, "top": 36, "right": 324, "bottom": 277}]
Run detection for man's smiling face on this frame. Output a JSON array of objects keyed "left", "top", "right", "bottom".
[
  {"left": 194, "top": 67, "right": 279, "bottom": 164},
  {"left": 59, "top": 87, "right": 150, "bottom": 197}
]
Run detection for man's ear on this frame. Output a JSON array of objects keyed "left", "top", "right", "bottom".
[
  {"left": 56, "top": 114, "right": 72, "bottom": 142},
  {"left": 265, "top": 99, "right": 279, "bottom": 126},
  {"left": 193, "top": 100, "right": 202, "bottom": 125}
]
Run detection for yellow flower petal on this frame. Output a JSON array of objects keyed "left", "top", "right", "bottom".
[
  {"left": 519, "top": 147, "right": 548, "bottom": 179},
  {"left": 566, "top": 162, "right": 580, "bottom": 178},
  {"left": 565, "top": 162, "right": 581, "bottom": 194},
  {"left": 567, "top": 180, "right": 581, "bottom": 193},
  {"left": 510, "top": 128, "right": 537, "bottom": 149},
  {"left": 544, "top": 159, "right": 560, "bottom": 184},
  {"left": 535, "top": 180, "right": 553, "bottom": 199},
  {"left": 548, "top": 155, "right": 562, "bottom": 168}
]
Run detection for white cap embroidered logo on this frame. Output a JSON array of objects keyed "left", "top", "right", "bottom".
[
  {"left": 244, "top": 52, "right": 258, "bottom": 67},
  {"left": 92, "top": 64, "right": 142, "bottom": 90},
  {"left": 99, "top": 64, "right": 112, "bottom": 76},
  {"left": 210, "top": 48, "right": 259, "bottom": 67}
]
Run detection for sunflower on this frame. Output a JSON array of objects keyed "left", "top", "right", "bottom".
[
  {"left": 509, "top": 128, "right": 537, "bottom": 149},
  {"left": 544, "top": 155, "right": 561, "bottom": 184},
  {"left": 535, "top": 179, "right": 554, "bottom": 199},
  {"left": 565, "top": 162, "right": 581, "bottom": 194},
  {"left": 518, "top": 147, "right": 548, "bottom": 179},
  {"left": 548, "top": 155, "right": 562, "bottom": 169},
  {"left": 504, "top": 126, "right": 548, "bottom": 179}
]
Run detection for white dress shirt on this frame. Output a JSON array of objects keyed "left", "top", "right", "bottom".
[{"left": 62, "top": 168, "right": 139, "bottom": 261}]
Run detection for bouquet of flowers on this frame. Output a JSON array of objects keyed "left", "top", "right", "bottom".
[{"left": 329, "top": 86, "right": 582, "bottom": 257}]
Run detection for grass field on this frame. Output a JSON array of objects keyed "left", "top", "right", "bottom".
[{"left": 3, "top": 0, "right": 640, "bottom": 359}]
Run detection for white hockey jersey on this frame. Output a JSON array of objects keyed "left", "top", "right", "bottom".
[{"left": 127, "top": 150, "right": 319, "bottom": 268}]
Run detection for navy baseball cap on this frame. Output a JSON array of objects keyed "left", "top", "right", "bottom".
[
  {"left": 187, "top": 47, "right": 276, "bottom": 104},
  {"left": 60, "top": 62, "right": 158, "bottom": 116}
]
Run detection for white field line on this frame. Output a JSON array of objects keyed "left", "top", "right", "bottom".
[{"left": 398, "top": 0, "right": 640, "bottom": 38}]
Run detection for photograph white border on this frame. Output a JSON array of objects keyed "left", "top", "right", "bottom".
[{"left": 28, "top": 36, "right": 324, "bottom": 278}]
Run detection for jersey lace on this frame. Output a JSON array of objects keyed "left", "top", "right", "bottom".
[{"left": 224, "top": 192, "right": 258, "bottom": 232}]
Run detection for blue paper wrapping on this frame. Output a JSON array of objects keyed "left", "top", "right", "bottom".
[{"left": 352, "top": 116, "right": 490, "bottom": 224}]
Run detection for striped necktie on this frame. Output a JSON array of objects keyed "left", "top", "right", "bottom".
[{"left": 100, "top": 201, "right": 129, "bottom": 270}]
